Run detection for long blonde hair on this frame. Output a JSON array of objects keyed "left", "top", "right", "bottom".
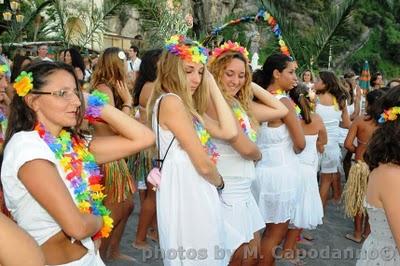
[
  {"left": 208, "top": 51, "right": 256, "bottom": 126},
  {"left": 147, "top": 51, "right": 209, "bottom": 126},
  {"left": 91, "top": 47, "right": 128, "bottom": 109}
]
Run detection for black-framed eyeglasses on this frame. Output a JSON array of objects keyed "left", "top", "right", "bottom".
[{"left": 31, "top": 89, "right": 80, "bottom": 100}]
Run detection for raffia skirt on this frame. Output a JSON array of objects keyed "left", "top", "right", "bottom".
[
  {"left": 101, "top": 159, "right": 136, "bottom": 203},
  {"left": 342, "top": 161, "right": 370, "bottom": 217}
]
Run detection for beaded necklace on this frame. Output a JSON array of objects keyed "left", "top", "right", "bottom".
[
  {"left": 35, "top": 123, "right": 113, "bottom": 239},
  {"left": 193, "top": 117, "right": 219, "bottom": 163},
  {"left": 271, "top": 89, "right": 302, "bottom": 119},
  {"left": 232, "top": 102, "right": 257, "bottom": 142}
]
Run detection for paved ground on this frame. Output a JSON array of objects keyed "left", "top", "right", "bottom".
[{"left": 106, "top": 196, "right": 363, "bottom": 266}]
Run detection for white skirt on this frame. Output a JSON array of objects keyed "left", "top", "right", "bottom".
[
  {"left": 220, "top": 176, "right": 265, "bottom": 252},
  {"left": 291, "top": 162, "right": 324, "bottom": 229},
  {"left": 254, "top": 159, "right": 300, "bottom": 224}
]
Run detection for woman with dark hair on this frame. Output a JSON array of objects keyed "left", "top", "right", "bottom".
[
  {"left": 342, "top": 89, "right": 385, "bottom": 244},
  {"left": 357, "top": 86, "right": 400, "bottom": 265},
  {"left": 8, "top": 55, "right": 32, "bottom": 99},
  {"left": 1, "top": 61, "right": 154, "bottom": 265},
  {"left": 282, "top": 83, "right": 327, "bottom": 261},
  {"left": 370, "top": 72, "right": 384, "bottom": 90},
  {"left": 11, "top": 55, "right": 32, "bottom": 83},
  {"left": 314, "top": 71, "right": 351, "bottom": 209},
  {"left": 64, "top": 48, "right": 85, "bottom": 82},
  {"left": 131, "top": 48, "right": 162, "bottom": 250},
  {"left": 252, "top": 54, "right": 305, "bottom": 265}
]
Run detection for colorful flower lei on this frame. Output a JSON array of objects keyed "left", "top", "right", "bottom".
[
  {"left": 35, "top": 123, "right": 113, "bottom": 239},
  {"left": 84, "top": 90, "right": 109, "bottom": 123},
  {"left": 0, "top": 64, "right": 9, "bottom": 75},
  {"left": 210, "top": 41, "right": 249, "bottom": 63},
  {"left": 193, "top": 117, "right": 219, "bottom": 163},
  {"left": 232, "top": 103, "right": 257, "bottom": 142},
  {"left": 271, "top": 89, "right": 302, "bottom": 119},
  {"left": 165, "top": 35, "right": 209, "bottom": 64},
  {"left": 0, "top": 108, "right": 7, "bottom": 144},
  {"left": 378, "top": 106, "right": 400, "bottom": 124},
  {"left": 13, "top": 71, "right": 33, "bottom": 97}
]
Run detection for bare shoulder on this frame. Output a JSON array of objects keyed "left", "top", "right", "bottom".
[
  {"left": 159, "top": 94, "right": 185, "bottom": 114},
  {"left": 96, "top": 83, "right": 113, "bottom": 94},
  {"left": 373, "top": 164, "right": 400, "bottom": 189}
]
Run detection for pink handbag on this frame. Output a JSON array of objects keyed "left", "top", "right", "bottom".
[
  {"left": 146, "top": 96, "right": 175, "bottom": 190},
  {"left": 147, "top": 167, "right": 162, "bottom": 190}
]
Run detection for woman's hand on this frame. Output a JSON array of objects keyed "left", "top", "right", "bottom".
[{"left": 115, "top": 80, "right": 133, "bottom": 105}]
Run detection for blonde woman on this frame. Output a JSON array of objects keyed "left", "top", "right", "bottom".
[
  {"left": 208, "top": 41, "right": 288, "bottom": 265},
  {"left": 90, "top": 47, "right": 136, "bottom": 261},
  {"left": 147, "top": 35, "right": 238, "bottom": 265}
]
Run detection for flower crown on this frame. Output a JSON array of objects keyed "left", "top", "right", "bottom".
[
  {"left": 378, "top": 106, "right": 400, "bottom": 124},
  {"left": 0, "top": 64, "right": 9, "bottom": 75},
  {"left": 210, "top": 41, "right": 249, "bottom": 63},
  {"left": 13, "top": 71, "right": 33, "bottom": 97},
  {"left": 165, "top": 35, "right": 208, "bottom": 64}
]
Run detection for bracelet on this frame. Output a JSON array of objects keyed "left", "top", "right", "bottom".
[
  {"left": 122, "top": 104, "right": 132, "bottom": 109},
  {"left": 84, "top": 90, "right": 109, "bottom": 123}
]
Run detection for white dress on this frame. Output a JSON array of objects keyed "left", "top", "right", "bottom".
[
  {"left": 254, "top": 122, "right": 301, "bottom": 224},
  {"left": 153, "top": 94, "right": 225, "bottom": 266},
  {"left": 214, "top": 137, "right": 265, "bottom": 253},
  {"left": 292, "top": 135, "right": 324, "bottom": 229},
  {"left": 1, "top": 131, "right": 104, "bottom": 266},
  {"left": 315, "top": 103, "right": 342, "bottom": 173}
]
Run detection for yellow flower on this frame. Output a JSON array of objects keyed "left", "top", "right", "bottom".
[{"left": 13, "top": 71, "right": 33, "bottom": 96}]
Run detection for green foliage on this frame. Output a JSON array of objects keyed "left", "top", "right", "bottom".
[{"left": 133, "top": 0, "right": 190, "bottom": 48}]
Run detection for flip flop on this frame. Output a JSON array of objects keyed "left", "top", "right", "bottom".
[
  {"left": 345, "top": 233, "right": 362, "bottom": 243},
  {"left": 302, "top": 232, "right": 314, "bottom": 241}
]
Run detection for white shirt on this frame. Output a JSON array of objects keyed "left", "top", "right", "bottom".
[
  {"left": 1, "top": 131, "right": 94, "bottom": 250},
  {"left": 127, "top": 57, "right": 141, "bottom": 72}
]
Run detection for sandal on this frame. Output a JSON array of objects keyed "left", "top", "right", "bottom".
[{"left": 345, "top": 233, "right": 362, "bottom": 243}]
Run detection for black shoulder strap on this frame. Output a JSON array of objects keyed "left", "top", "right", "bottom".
[{"left": 156, "top": 96, "right": 175, "bottom": 170}]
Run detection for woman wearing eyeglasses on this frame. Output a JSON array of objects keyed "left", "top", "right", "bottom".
[
  {"left": 90, "top": 47, "right": 138, "bottom": 262},
  {"left": 1, "top": 61, "right": 154, "bottom": 265}
]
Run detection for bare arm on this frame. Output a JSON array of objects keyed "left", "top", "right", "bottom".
[
  {"left": 281, "top": 97, "right": 305, "bottom": 153},
  {"left": 344, "top": 118, "right": 359, "bottom": 153},
  {"left": 380, "top": 168, "right": 400, "bottom": 252},
  {"left": 341, "top": 105, "right": 351, "bottom": 129},
  {"left": 314, "top": 114, "right": 327, "bottom": 153},
  {"left": 19, "top": 160, "right": 103, "bottom": 240},
  {"left": 350, "top": 88, "right": 361, "bottom": 120},
  {"left": 89, "top": 103, "right": 155, "bottom": 164},
  {"left": 203, "top": 70, "right": 238, "bottom": 141},
  {"left": 0, "top": 213, "right": 45, "bottom": 266},
  {"left": 160, "top": 95, "right": 223, "bottom": 187},
  {"left": 250, "top": 82, "right": 288, "bottom": 122},
  {"left": 229, "top": 121, "right": 261, "bottom": 161}
]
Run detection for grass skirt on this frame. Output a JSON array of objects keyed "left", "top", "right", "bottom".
[
  {"left": 101, "top": 159, "right": 136, "bottom": 203},
  {"left": 343, "top": 161, "right": 369, "bottom": 217}
]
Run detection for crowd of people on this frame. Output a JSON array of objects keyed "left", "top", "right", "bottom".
[{"left": 0, "top": 35, "right": 399, "bottom": 266}]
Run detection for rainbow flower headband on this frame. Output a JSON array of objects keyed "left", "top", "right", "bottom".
[
  {"left": 13, "top": 71, "right": 33, "bottom": 97},
  {"left": 0, "top": 64, "right": 9, "bottom": 75},
  {"left": 165, "top": 35, "right": 209, "bottom": 64},
  {"left": 210, "top": 41, "right": 249, "bottom": 63},
  {"left": 378, "top": 106, "right": 400, "bottom": 124}
]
